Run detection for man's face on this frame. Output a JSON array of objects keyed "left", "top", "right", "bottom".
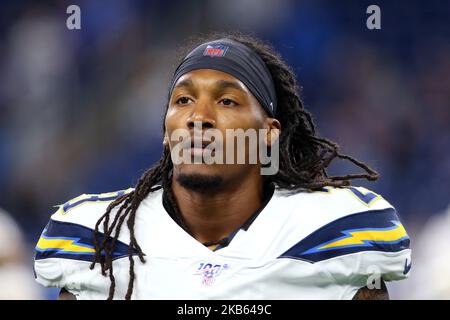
[{"left": 165, "top": 69, "right": 274, "bottom": 191}]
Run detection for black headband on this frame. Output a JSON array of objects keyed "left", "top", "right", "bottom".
[{"left": 168, "top": 39, "right": 277, "bottom": 117}]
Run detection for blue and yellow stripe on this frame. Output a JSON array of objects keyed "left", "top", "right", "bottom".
[
  {"left": 35, "top": 219, "right": 136, "bottom": 262},
  {"left": 58, "top": 189, "right": 134, "bottom": 214},
  {"left": 301, "top": 221, "right": 408, "bottom": 255},
  {"left": 279, "top": 207, "right": 410, "bottom": 263},
  {"left": 36, "top": 235, "right": 96, "bottom": 256}
]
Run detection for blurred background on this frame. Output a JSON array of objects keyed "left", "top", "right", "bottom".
[{"left": 0, "top": 0, "right": 448, "bottom": 299}]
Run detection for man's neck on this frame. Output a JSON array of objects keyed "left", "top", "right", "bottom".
[{"left": 171, "top": 173, "right": 265, "bottom": 245}]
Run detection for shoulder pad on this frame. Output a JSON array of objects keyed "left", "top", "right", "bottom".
[{"left": 35, "top": 188, "right": 135, "bottom": 263}]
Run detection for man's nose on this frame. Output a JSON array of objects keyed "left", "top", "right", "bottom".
[{"left": 186, "top": 100, "right": 216, "bottom": 130}]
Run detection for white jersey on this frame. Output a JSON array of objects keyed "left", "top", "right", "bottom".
[{"left": 34, "top": 186, "right": 411, "bottom": 300}]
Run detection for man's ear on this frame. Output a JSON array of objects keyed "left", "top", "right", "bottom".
[{"left": 264, "top": 118, "right": 281, "bottom": 147}]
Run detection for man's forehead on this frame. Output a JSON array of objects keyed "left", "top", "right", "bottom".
[{"left": 173, "top": 69, "right": 249, "bottom": 93}]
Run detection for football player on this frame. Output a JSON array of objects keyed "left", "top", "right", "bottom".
[{"left": 34, "top": 33, "right": 411, "bottom": 300}]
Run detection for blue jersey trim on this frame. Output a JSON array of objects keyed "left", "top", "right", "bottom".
[
  {"left": 62, "top": 190, "right": 129, "bottom": 213},
  {"left": 35, "top": 219, "right": 138, "bottom": 262},
  {"left": 278, "top": 208, "right": 410, "bottom": 263}
]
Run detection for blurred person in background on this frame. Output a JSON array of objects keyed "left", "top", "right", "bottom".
[
  {"left": 390, "top": 204, "right": 450, "bottom": 299},
  {"left": 0, "top": 208, "right": 42, "bottom": 299}
]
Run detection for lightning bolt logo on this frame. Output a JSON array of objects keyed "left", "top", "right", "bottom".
[
  {"left": 35, "top": 235, "right": 95, "bottom": 254},
  {"left": 302, "top": 220, "right": 409, "bottom": 255}
]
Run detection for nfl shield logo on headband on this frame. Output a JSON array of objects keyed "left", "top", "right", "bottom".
[{"left": 203, "top": 44, "right": 229, "bottom": 57}]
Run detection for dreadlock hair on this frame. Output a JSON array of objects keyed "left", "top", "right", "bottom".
[{"left": 90, "top": 32, "right": 379, "bottom": 300}]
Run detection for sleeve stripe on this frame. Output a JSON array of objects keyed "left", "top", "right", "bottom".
[
  {"left": 278, "top": 207, "right": 410, "bottom": 263},
  {"left": 34, "top": 219, "right": 136, "bottom": 262},
  {"left": 61, "top": 189, "right": 133, "bottom": 213}
]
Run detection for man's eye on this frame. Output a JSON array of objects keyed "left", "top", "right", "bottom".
[
  {"left": 176, "top": 97, "right": 192, "bottom": 104},
  {"left": 219, "top": 98, "right": 237, "bottom": 106}
]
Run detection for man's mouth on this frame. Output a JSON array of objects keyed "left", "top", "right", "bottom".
[
  {"left": 191, "top": 140, "right": 212, "bottom": 149},
  {"left": 182, "top": 138, "right": 216, "bottom": 157}
]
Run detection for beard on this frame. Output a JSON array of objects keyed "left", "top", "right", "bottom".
[{"left": 176, "top": 173, "right": 224, "bottom": 193}]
